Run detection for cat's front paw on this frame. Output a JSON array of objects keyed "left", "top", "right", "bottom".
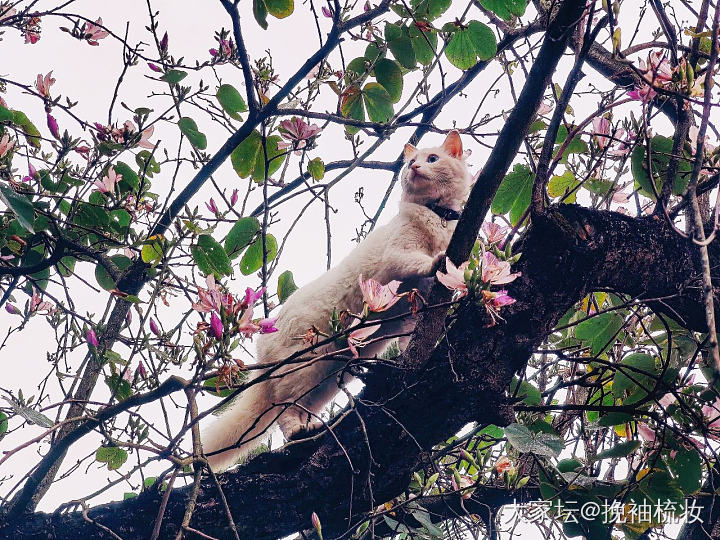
[
  {"left": 430, "top": 252, "right": 447, "bottom": 275},
  {"left": 286, "top": 419, "right": 324, "bottom": 441}
]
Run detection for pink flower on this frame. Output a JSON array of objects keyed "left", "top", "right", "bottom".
[
  {"left": 206, "top": 198, "right": 219, "bottom": 214},
  {"left": 481, "top": 251, "right": 520, "bottom": 286},
  {"left": 230, "top": 189, "right": 239, "bottom": 207},
  {"left": 136, "top": 361, "right": 147, "bottom": 379},
  {"left": 358, "top": 275, "right": 401, "bottom": 312},
  {"left": 0, "top": 133, "right": 14, "bottom": 158},
  {"left": 0, "top": 3, "right": 17, "bottom": 22},
  {"left": 279, "top": 117, "right": 321, "bottom": 152},
  {"left": 82, "top": 17, "right": 109, "bottom": 46},
  {"left": 484, "top": 289, "right": 515, "bottom": 308},
  {"left": 702, "top": 398, "right": 720, "bottom": 429},
  {"left": 259, "top": 317, "right": 278, "bottom": 334},
  {"left": 35, "top": 71, "right": 55, "bottom": 98},
  {"left": 639, "top": 50, "right": 673, "bottom": 85},
  {"left": 536, "top": 100, "right": 553, "bottom": 116},
  {"left": 29, "top": 288, "right": 54, "bottom": 315},
  {"left": 637, "top": 423, "right": 656, "bottom": 442},
  {"left": 658, "top": 393, "right": 676, "bottom": 408},
  {"left": 311, "top": 512, "right": 322, "bottom": 532},
  {"left": 690, "top": 72, "right": 706, "bottom": 98},
  {"left": 347, "top": 322, "right": 380, "bottom": 358},
  {"left": 46, "top": 113, "right": 60, "bottom": 139},
  {"left": 24, "top": 19, "right": 41, "bottom": 44},
  {"left": 627, "top": 85, "right": 657, "bottom": 103},
  {"left": 436, "top": 257, "right": 469, "bottom": 296},
  {"left": 607, "top": 129, "right": 635, "bottom": 157},
  {"left": 236, "top": 307, "right": 260, "bottom": 335},
  {"left": 591, "top": 116, "right": 611, "bottom": 149},
  {"left": 482, "top": 222, "right": 507, "bottom": 245},
  {"left": 242, "top": 286, "right": 265, "bottom": 308},
  {"left": 149, "top": 318, "right": 160, "bottom": 336},
  {"left": 123, "top": 120, "right": 155, "bottom": 149},
  {"left": 321, "top": 6, "right": 333, "bottom": 17},
  {"left": 22, "top": 163, "right": 37, "bottom": 183},
  {"left": 210, "top": 311, "right": 223, "bottom": 339},
  {"left": 148, "top": 63, "right": 162, "bottom": 72},
  {"left": 495, "top": 456, "right": 512, "bottom": 474},
  {"left": 138, "top": 125, "right": 155, "bottom": 149},
  {"left": 94, "top": 168, "right": 121, "bottom": 193},
  {"left": 87, "top": 328, "right": 99, "bottom": 347},
  {"left": 192, "top": 274, "right": 223, "bottom": 313}
]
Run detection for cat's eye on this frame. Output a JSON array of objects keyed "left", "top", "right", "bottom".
[
  {"left": 427, "top": 154, "right": 439, "bottom": 163},
  {"left": 408, "top": 159, "right": 415, "bottom": 167}
]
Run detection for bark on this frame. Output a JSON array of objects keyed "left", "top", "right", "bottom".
[{"left": 3, "top": 204, "right": 718, "bottom": 540}]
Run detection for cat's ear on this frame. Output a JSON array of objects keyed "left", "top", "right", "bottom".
[
  {"left": 442, "top": 130, "right": 463, "bottom": 158},
  {"left": 404, "top": 143, "right": 417, "bottom": 161}
]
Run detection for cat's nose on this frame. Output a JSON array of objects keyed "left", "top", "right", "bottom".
[{"left": 411, "top": 162, "right": 421, "bottom": 170}]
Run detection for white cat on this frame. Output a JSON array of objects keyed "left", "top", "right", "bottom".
[{"left": 202, "top": 131, "right": 473, "bottom": 471}]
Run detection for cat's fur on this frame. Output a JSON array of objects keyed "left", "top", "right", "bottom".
[{"left": 202, "top": 131, "right": 473, "bottom": 471}]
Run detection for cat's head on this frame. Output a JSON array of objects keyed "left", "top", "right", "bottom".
[{"left": 400, "top": 131, "right": 473, "bottom": 210}]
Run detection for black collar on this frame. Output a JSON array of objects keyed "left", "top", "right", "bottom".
[{"left": 425, "top": 201, "right": 461, "bottom": 221}]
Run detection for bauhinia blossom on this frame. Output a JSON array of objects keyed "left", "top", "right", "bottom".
[
  {"left": 82, "top": 17, "right": 109, "bottom": 46},
  {"left": 481, "top": 251, "right": 520, "bottom": 286},
  {"left": 482, "top": 289, "right": 516, "bottom": 309},
  {"left": 242, "top": 286, "right": 265, "bottom": 308},
  {"left": 358, "top": 275, "right": 401, "bottom": 312},
  {"left": 123, "top": 120, "right": 156, "bottom": 149},
  {"left": 192, "top": 274, "right": 223, "bottom": 313},
  {"left": 347, "top": 321, "right": 380, "bottom": 358},
  {"left": 29, "top": 288, "right": 54, "bottom": 315},
  {"left": 436, "top": 258, "right": 469, "bottom": 296},
  {"left": 87, "top": 328, "right": 99, "bottom": 348},
  {"left": 206, "top": 198, "right": 219, "bottom": 214},
  {"left": 278, "top": 117, "right": 321, "bottom": 152},
  {"left": 0, "top": 3, "right": 16, "bottom": 22},
  {"left": 591, "top": 116, "right": 611, "bottom": 149},
  {"left": 627, "top": 84, "right": 657, "bottom": 103},
  {"left": 230, "top": 189, "right": 239, "bottom": 207},
  {"left": 35, "top": 71, "right": 55, "bottom": 98},
  {"left": 149, "top": 318, "right": 160, "bottom": 336},
  {"left": 94, "top": 168, "right": 121, "bottom": 193},
  {"left": 0, "top": 133, "right": 14, "bottom": 158},
  {"left": 5, "top": 303, "right": 20, "bottom": 315},
  {"left": 639, "top": 50, "right": 673, "bottom": 86},
  {"left": 482, "top": 221, "right": 507, "bottom": 245},
  {"left": 46, "top": 113, "right": 60, "bottom": 139},
  {"left": 495, "top": 456, "right": 513, "bottom": 474},
  {"left": 210, "top": 311, "right": 223, "bottom": 339},
  {"left": 259, "top": 317, "right": 278, "bottom": 334}
]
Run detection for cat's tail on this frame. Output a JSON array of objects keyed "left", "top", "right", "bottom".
[{"left": 201, "top": 379, "right": 276, "bottom": 472}]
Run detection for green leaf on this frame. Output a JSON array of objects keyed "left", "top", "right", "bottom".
[
  {"left": 445, "top": 27, "right": 477, "bottom": 70},
  {"left": 668, "top": 448, "right": 702, "bottom": 494},
  {"left": 203, "top": 376, "right": 234, "bottom": 397},
  {"left": 592, "top": 440, "right": 641, "bottom": 461},
  {"left": 96, "top": 446, "right": 129, "bottom": 471},
  {"left": 547, "top": 171, "right": 579, "bottom": 203},
  {"left": 11, "top": 111, "right": 41, "bottom": 148},
  {"left": 216, "top": 84, "right": 247, "bottom": 120},
  {"left": 373, "top": 58, "right": 403, "bottom": 103},
  {"left": 557, "top": 458, "right": 583, "bottom": 473},
  {"left": 224, "top": 217, "right": 260, "bottom": 259},
  {"left": 136, "top": 150, "right": 161, "bottom": 176},
  {"left": 506, "top": 0, "right": 527, "bottom": 16},
  {"left": 230, "top": 130, "right": 286, "bottom": 182},
  {"left": 114, "top": 162, "right": 140, "bottom": 193},
  {"left": 509, "top": 377, "right": 542, "bottom": 405},
  {"left": 141, "top": 236, "right": 164, "bottom": 264},
  {"left": 386, "top": 23, "right": 416, "bottom": 69},
  {"left": 264, "top": 0, "right": 294, "bottom": 18},
  {"left": 363, "top": 83, "right": 394, "bottom": 123},
  {"left": 95, "top": 255, "right": 133, "bottom": 291},
  {"left": 504, "top": 423, "right": 563, "bottom": 457},
  {"left": 0, "top": 103, "right": 13, "bottom": 122},
  {"left": 0, "top": 411, "right": 7, "bottom": 438},
  {"left": 364, "top": 42, "right": 385, "bottom": 62},
  {"left": 178, "top": 117, "right": 207, "bottom": 150},
  {"left": 192, "top": 234, "right": 233, "bottom": 277},
  {"left": 467, "top": 20, "right": 497, "bottom": 61},
  {"left": 161, "top": 70, "right": 187, "bottom": 84},
  {"left": 340, "top": 86, "right": 365, "bottom": 134},
  {"left": 0, "top": 185, "right": 34, "bottom": 233},
  {"left": 575, "top": 312, "right": 624, "bottom": 355},
  {"left": 597, "top": 412, "right": 633, "bottom": 427},
  {"left": 410, "top": 0, "right": 451, "bottom": 19},
  {"left": 240, "top": 234, "right": 278, "bottom": 275},
  {"left": 409, "top": 26, "right": 438, "bottom": 65},
  {"left": 491, "top": 164, "right": 533, "bottom": 225},
  {"left": 640, "top": 470, "right": 684, "bottom": 507},
  {"left": 479, "top": 0, "right": 512, "bottom": 20},
  {"left": 307, "top": 157, "right": 325, "bottom": 181},
  {"left": 631, "top": 135, "right": 692, "bottom": 199},
  {"left": 277, "top": 270, "right": 298, "bottom": 303},
  {"left": 612, "top": 353, "right": 658, "bottom": 402},
  {"left": 253, "top": 0, "right": 269, "bottom": 29},
  {"left": 106, "top": 375, "right": 132, "bottom": 401},
  {"left": 12, "top": 402, "right": 54, "bottom": 428}
]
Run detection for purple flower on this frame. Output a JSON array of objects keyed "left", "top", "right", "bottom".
[
  {"left": 149, "top": 318, "right": 160, "bottom": 336},
  {"left": 5, "top": 303, "right": 20, "bottom": 315},
  {"left": 279, "top": 117, "right": 322, "bottom": 148},
  {"left": 230, "top": 188, "right": 239, "bottom": 207},
  {"left": 242, "top": 287, "right": 265, "bottom": 308},
  {"left": 148, "top": 63, "right": 162, "bottom": 72},
  {"left": 22, "top": 163, "right": 36, "bottom": 183},
  {"left": 87, "top": 328, "right": 99, "bottom": 348},
  {"left": 259, "top": 317, "right": 278, "bottom": 334},
  {"left": 160, "top": 32, "right": 168, "bottom": 53},
  {"left": 210, "top": 311, "right": 223, "bottom": 339},
  {"left": 321, "top": 6, "right": 333, "bottom": 17},
  {"left": 46, "top": 113, "right": 60, "bottom": 139},
  {"left": 82, "top": 17, "right": 109, "bottom": 46},
  {"left": 136, "top": 361, "right": 147, "bottom": 379},
  {"left": 627, "top": 85, "right": 657, "bottom": 103},
  {"left": 205, "top": 198, "right": 219, "bottom": 214}
]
